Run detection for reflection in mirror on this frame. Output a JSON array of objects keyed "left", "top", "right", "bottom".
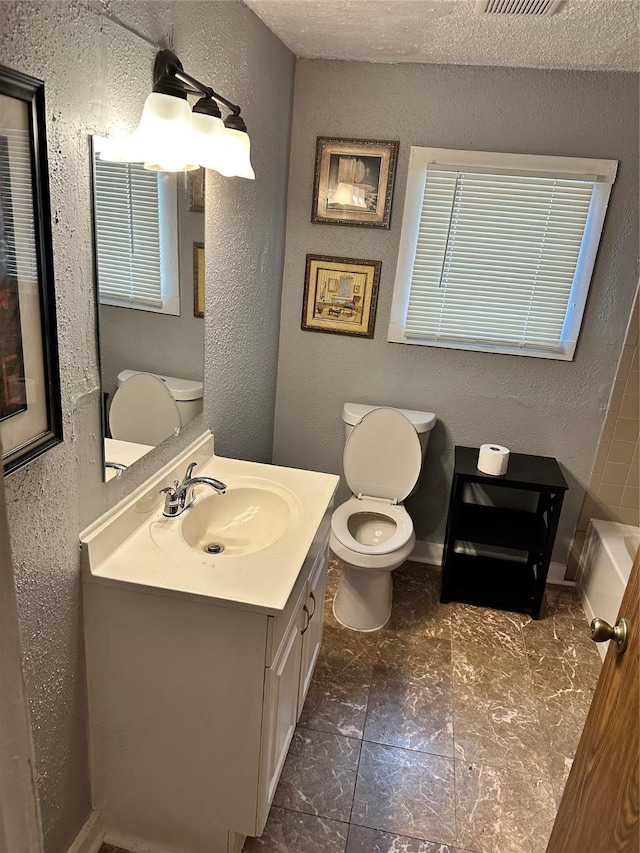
[{"left": 91, "top": 136, "right": 205, "bottom": 481}]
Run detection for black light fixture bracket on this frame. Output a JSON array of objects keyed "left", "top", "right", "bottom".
[{"left": 152, "top": 49, "right": 242, "bottom": 117}]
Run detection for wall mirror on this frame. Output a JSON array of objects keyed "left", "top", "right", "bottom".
[{"left": 90, "top": 136, "right": 205, "bottom": 481}]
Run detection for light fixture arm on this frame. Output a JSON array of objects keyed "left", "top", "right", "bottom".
[{"left": 153, "top": 49, "right": 242, "bottom": 116}]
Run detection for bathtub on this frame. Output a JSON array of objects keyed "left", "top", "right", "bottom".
[{"left": 577, "top": 519, "right": 639, "bottom": 661}]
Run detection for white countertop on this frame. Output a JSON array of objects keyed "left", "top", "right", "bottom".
[{"left": 82, "top": 436, "right": 339, "bottom": 615}]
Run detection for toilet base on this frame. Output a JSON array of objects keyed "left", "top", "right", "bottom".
[{"left": 333, "top": 566, "right": 394, "bottom": 632}]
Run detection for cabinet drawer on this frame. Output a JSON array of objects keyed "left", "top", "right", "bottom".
[{"left": 265, "top": 509, "right": 331, "bottom": 668}]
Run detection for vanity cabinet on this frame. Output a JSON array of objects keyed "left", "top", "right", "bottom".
[{"left": 83, "top": 506, "right": 332, "bottom": 853}]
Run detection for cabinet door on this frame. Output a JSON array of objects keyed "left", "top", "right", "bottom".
[
  {"left": 257, "top": 587, "right": 305, "bottom": 834},
  {"left": 298, "top": 546, "right": 328, "bottom": 716}
]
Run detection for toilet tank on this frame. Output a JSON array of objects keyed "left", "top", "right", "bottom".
[
  {"left": 342, "top": 402, "right": 436, "bottom": 460},
  {"left": 117, "top": 369, "right": 204, "bottom": 427}
]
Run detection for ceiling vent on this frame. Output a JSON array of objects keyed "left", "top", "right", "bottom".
[{"left": 475, "top": 0, "right": 563, "bottom": 15}]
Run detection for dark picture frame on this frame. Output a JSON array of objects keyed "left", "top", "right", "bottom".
[
  {"left": 301, "top": 254, "right": 381, "bottom": 338},
  {"left": 193, "top": 242, "right": 205, "bottom": 318},
  {"left": 0, "top": 65, "right": 62, "bottom": 475},
  {"left": 188, "top": 167, "right": 205, "bottom": 212},
  {"left": 311, "top": 137, "right": 399, "bottom": 229}
]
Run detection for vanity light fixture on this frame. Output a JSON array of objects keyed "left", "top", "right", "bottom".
[{"left": 104, "top": 49, "right": 254, "bottom": 179}]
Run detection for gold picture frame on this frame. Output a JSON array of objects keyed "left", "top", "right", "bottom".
[
  {"left": 311, "top": 137, "right": 399, "bottom": 228},
  {"left": 193, "top": 242, "right": 204, "bottom": 317},
  {"left": 188, "top": 167, "right": 205, "bottom": 212},
  {"left": 302, "top": 254, "right": 381, "bottom": 338}
]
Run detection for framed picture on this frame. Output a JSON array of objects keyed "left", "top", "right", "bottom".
[
  {"left": 302, "top": 254, "right": 381, "bottom": 338},
  {"left": 188, "top": 167, "right": 205, "bottom": 212},
  {"left": 0, "top": 65, "right": 62, "bottom": 475},
  {"left": 311, "top": 137, "right": 399, "bottom": 228},
  {"left": 193, "top": 242, "right": 204, "bottom": 317}
]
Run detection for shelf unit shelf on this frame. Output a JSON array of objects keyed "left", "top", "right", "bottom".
[{"left": 441, "top": 446, "right": 568, "bottom": 619}]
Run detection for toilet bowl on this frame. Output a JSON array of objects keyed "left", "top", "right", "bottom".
[
  {"left": 330, "top": 404, "right": 436, "bottom": 631},
  {"left": 109, "top": 369, "right": 203, "bottom": 446}
]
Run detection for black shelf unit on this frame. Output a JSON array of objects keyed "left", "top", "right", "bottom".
[{"left": 440, "top": 446, "right": 568, "bottom": 619}]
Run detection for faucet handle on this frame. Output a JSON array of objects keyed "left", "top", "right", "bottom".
[{"left": 159, "top": 484, "right": 180, "bottom": 517}]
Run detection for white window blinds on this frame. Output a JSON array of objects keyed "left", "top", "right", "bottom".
[
  {"left": 407, "top": 168, "right": 594, "bottom": 350},
  {"left": 389, "top": 148, "right": 617, "bottom": 360},
  {"left": 94, "top": 160, "right": 163, "bottom": 308}
]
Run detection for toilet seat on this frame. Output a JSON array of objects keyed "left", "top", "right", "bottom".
[
  {"left": 109, "top": 372, "right": 181, "bottom": 446},
  {"left": 331, "top": 496, "right": 414, "bottom": 556},
  {"left": 343, "top": 407, "right": 422, "bottom": 502}
]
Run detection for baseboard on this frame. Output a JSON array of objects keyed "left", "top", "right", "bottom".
[
  {"left": 410, "top": 540, "right": 574, "bottom": 586},
  {"left": 546, "top": 562, "right": 574, "bottom": 585},
  {"left": 410, "top": 540, "right": 443, "bottom": 565},
  {"left": 103, "top": 831, "right": 179, "bottom": 853},
  {"left": 67, "top": 811, "right": 104, "bottom": 853}
]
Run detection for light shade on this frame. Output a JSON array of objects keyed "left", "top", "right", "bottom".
[
  {"left": 214, "top": 128, "right": 255, "bottom": 180},
  {"left": 130, "top": 92, "right": 198, "bottom": 172},
  {"left": 191, "top": 111, "right": 226, "bottom": 172}
]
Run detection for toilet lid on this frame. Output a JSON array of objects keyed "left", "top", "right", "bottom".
[
  {"left": 343, "top": 407, "right": 422, "bottom": 502},
  {"left": 109, "top": 373, "right": 181, "bottom": 447}
]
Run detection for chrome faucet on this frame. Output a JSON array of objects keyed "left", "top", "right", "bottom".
[{"left": 159, "top": 461, "right": 226, "bottom": 518}]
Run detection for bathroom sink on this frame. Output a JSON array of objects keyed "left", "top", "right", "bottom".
[
  {"left": 81, "top": 435, "right": 339, "bottom": 613},
  {"left": 180, "top": 484, "right": 300, "bottom": 556}
]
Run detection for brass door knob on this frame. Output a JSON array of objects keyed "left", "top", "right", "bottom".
[{"left": 590, "top": 617, "right": 628, "bottom": 653}]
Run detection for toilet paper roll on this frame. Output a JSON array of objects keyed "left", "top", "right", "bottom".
[{"left": 477, "top": 444, "right": 510, "bottom": 476}]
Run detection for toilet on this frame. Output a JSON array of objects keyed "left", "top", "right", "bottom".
[
  {"left": 330, "top": 403, "right": 436, "bottom": 631},
  {"left": 109, "top": 369, "right": 204, "bottom": 447}
]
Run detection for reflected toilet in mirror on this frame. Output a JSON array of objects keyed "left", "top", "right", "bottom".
[{"left": 91, "top": 136, "right": 205, "bottom": 480}]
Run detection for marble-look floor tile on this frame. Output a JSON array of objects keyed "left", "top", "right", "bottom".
[
  {"left": 317, "top": 623, "right": 381, "bottom": 679},
  {"left": 454, "top": 761, "right": 556, "bottom": 853},
  {"left": 364, "top": 636, "right": 453, "bottom": 756},
  {"left": 529, "top": 656, "right": 600, "bottom": 802},
  {"left": 364, "top": 673, "right": 453, "bottom": 756},
  {"left": 523, "top": 614, "right": 600, "bottom": 666},
  {"left": 299, "top": 667, "right": 370, "bottom": 739},
  {"left": 452, "top": 644, "right": 547, "bottom": 774},
  {"left": 453, "top": 691, "right": 546, "bottom": 775},
  {"left": 351, "top": 742, "right": 456, "bottom": 845},
  {"left": 375, "top": 634, "right": 452, "bottom": 685},
  {"left": 99, "top": 846, "right": 129, "bottom": 853},
  {"left": 272, "top": 727, "right": 360, "bottom": 822},
  {"left": 452, "top": 643, "right": 534, "bottom": 699},
  {"left": 539, "top": 584, "right": 587, "bottom": 620},
  {"left": 451, "top": 604, "right": 528, "bottom": 661},
  {"left": 384, "top": 563, "right": 452, "bottom": 639},
  {"left": 346, "top": 824, "right": 471, "bottom": 852},
  {"left": 243, "top": 807, "right": 349, "bottom": 852}
]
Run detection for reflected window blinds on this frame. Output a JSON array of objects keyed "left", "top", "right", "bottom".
[{"left": 94, "top": 160, "right": 162, "bottom": 309}]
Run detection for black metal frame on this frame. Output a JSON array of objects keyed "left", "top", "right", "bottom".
[
  {"left": 0, "top": 64, "right": 62, "bottom": 476},
  {"left": 152, "top": 50, "right": 247, "bottom": 132}
]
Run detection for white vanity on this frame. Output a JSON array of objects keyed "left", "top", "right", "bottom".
[{"left": 81, "top": 433, "right": 339, "bottom": 853}]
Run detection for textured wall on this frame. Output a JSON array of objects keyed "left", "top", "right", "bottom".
[
  {"left": 273, "top": 60, "right": 639, "bottom": 564},
  {"left": 0, "top": 2, "right": 293, "bottom": 852}
]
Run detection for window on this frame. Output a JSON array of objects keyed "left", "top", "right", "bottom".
[
  {"left": 92, "top": 139, "right": 180, "bottom": 315},
  {"left": 388, "top": 147, "right": 617, "bottom": 359}
]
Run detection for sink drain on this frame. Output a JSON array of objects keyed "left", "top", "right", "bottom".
[{"left": 205, "top": 543, "right": 224, "bottom": 555}]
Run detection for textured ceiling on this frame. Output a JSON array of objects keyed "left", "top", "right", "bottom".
[{"left": 243, "top": 0, "right": 640, "bottom": 71}]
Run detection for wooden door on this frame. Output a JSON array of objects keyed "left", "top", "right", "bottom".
[{"left": 546, "top": 549, "right": 639, "bottom": 852}]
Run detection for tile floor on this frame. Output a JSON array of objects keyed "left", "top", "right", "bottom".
[
  {"left": 244, "top": 559, "right": 602, "bottom": 853},
  {"left": 100, "top": 559, "right": 602, "bottom": 853}
]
